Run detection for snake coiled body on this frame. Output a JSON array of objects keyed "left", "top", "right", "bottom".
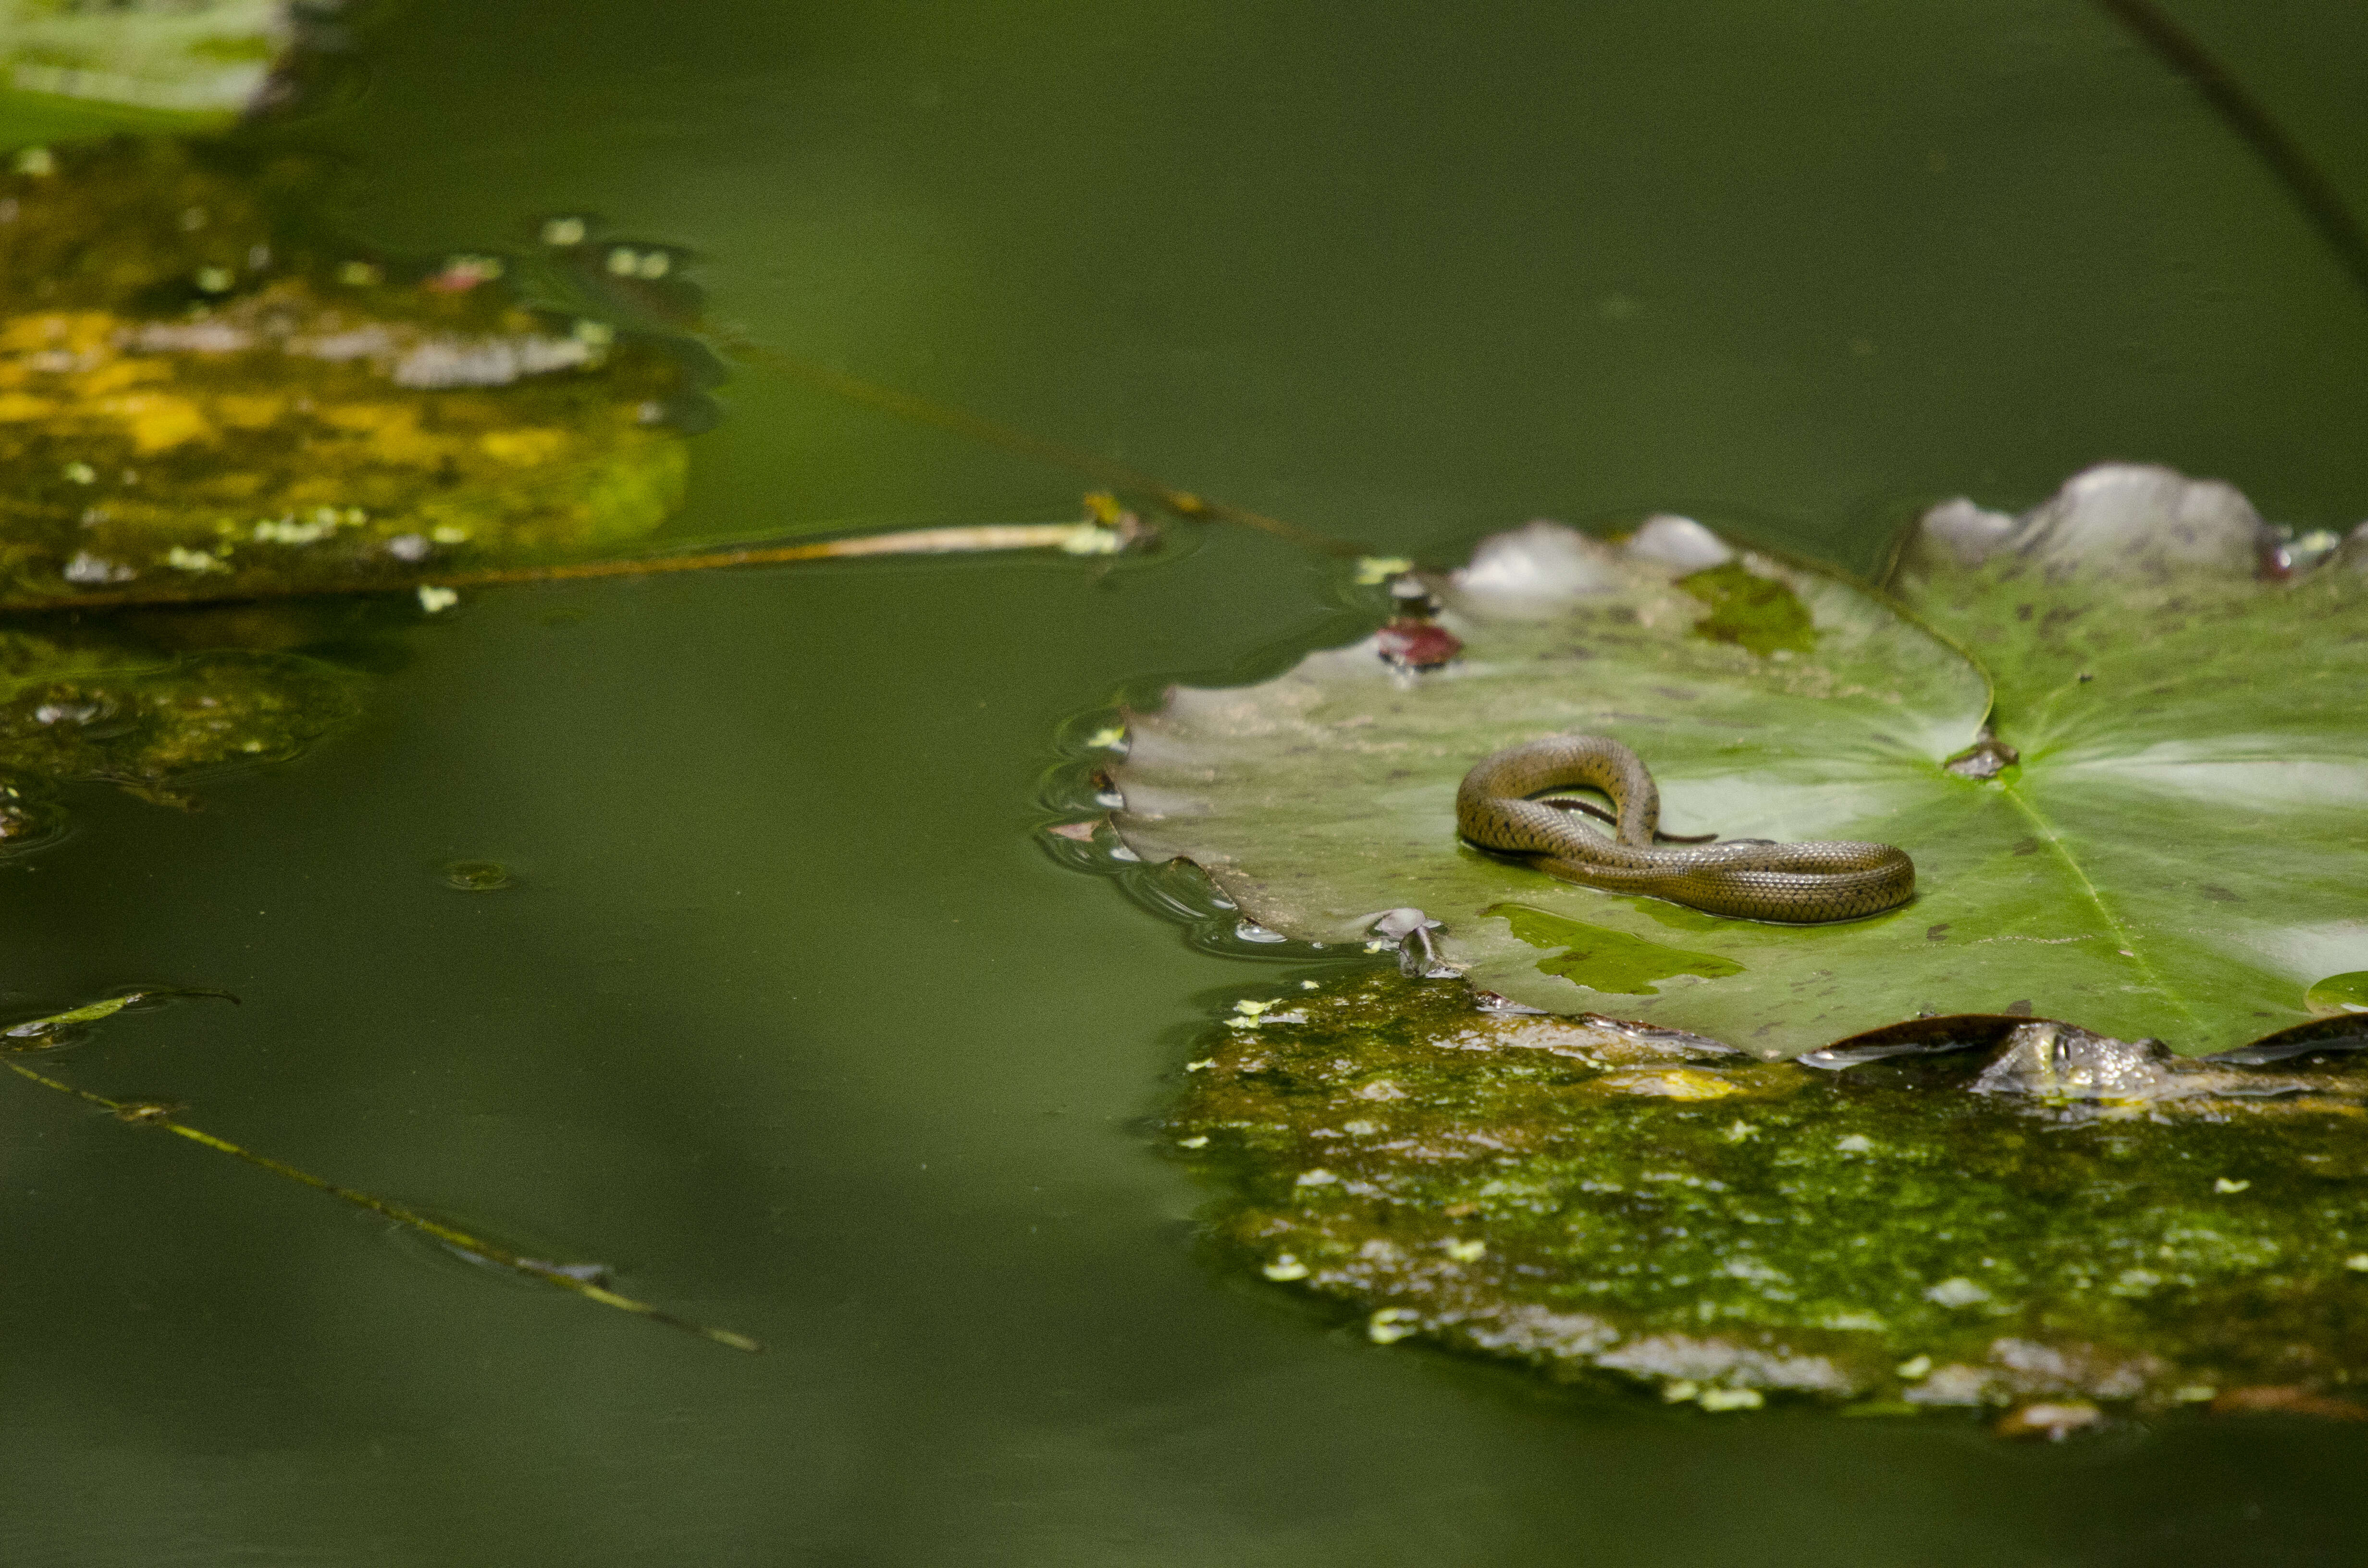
[{"left": 1456, "top": 735, "right": 1914, "bottom": 923}]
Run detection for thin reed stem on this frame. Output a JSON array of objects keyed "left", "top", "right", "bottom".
[{"left": 5, "top": 1055, "right": 762, "bottom": 1352}]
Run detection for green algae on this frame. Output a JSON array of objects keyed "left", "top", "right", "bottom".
[
  {"left": 1171, "top": 967, "right": 2368, "bottom": 1412},
  {"left": 1485, "top": 903, "right": 1743, "bottom": 995},
  {"left": 0, "top": 136, "right": 694, "bottom": 841},
  {"left": 1677, "top": 559, "right": 1817, "bottom": 656}
]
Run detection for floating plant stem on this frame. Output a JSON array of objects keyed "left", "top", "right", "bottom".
[
  {"left": 718, "top": 333, "right": 1368, "bottom": 559},
  {"left": 434, "top": 517, "right": 1147, "bottom": 583},
  {"left": 2093, "top": 0, "right": 2368, "bottom": 305},
  {"left": 3, "top": 1056, "right": 762, "bottom": 1354},
  {"left": 0, "top": 516, "right": 1147, "bottom": 613}
]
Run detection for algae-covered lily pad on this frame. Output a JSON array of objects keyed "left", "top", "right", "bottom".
[
  {"left": 1178, "top": 969, "right": 2368, "bottom": 1412},
  {"left": 1113, "top": 466, "right": 2368, "bottom": 1059},
  {"left": 0, "top": 137, "right": 692, "bottom": 604}
]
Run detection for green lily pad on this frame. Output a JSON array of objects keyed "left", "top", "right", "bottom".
[
  {"left": 0, "top": 137, "right": 693, "bottom": 604},
  {"left": 1112, "top": 466, "right": 2368, "bottom": 1059},
  {"left": 2308, "top": 973, "right": 2368, "bottom": 1015},
  {"left": 0, "top": 0, "right": 292, "bottom": 129},
  {"left": 1173, "top": 968, "right": 2368, "bottom": 1411}
]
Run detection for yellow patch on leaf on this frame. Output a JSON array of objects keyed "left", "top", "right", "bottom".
[
  {"left": 321, "top": 403, "right": 455, "bottom": 466},
  {"left": 107, "top": 393, "right": 215, "bottom": 452},
  {"left": 0, "top": 312, "right": 113, "bottom": 353},
  {"left": 1597, "top": 1068, "right": 1744, "bottom": 1101},
  {"left": 74, "top": 357, "right": 171, "bottom": 396},
  {"left": 477, "top": 428, "right": 571, "bottom": 466},
  {"left": 212, "top": 394, "right": 287, "bottom": 430}
]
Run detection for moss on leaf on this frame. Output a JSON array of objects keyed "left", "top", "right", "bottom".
[
  {"left": 1677, "top": 559, "right": 1816, "bottom": 656},
  {"left": 1172, "top": 967, "right": 2368, "bottom": 1411}
]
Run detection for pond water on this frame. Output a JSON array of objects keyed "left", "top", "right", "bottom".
[{"left": 4, "top": 2, "right": 2367, "bottom": 1562}]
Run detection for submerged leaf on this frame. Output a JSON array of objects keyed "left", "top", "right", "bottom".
[
  {"left": 1173, "top": 968, "right": 2368, "bottom": 1411},
  {"left": 1111, "top": 465, "right": 2368, "bottom": 1058},
  {"left": 0, "top": 627, "right": 359, "bottom": 812},
  {"left": 0, "top": 611, "right": 363, "bottom": 841}
]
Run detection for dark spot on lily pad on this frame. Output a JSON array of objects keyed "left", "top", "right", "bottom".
[{"left": 1675, "top": 561, "right": 1815, "bottom": 657}]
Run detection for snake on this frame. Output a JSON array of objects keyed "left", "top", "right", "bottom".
[{"left": 1455, "top": 735, "right": 1915, "bottom": 923}]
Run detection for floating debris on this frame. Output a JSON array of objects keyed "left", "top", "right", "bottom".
[{"left": 1994, "top": 1401, "right": 2103, "bottom": 1441}]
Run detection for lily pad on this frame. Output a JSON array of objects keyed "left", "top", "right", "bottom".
[
  {"left": 1112, "top": 466, "right": 2368, "bottom": 1058},
  {"left": 0, "top": 137, "right": 693, "bottom": 604},
  {"left": 0, "top": 0, "right": 295, "bottom": 126},
  {"left": 1173, "top": 968, "right": 2368, "bottom": 1411}
]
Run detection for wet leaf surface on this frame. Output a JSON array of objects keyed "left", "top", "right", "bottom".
[
  {"left": 1881, "top": 465, "right": 2368, "bottom": 1056},
  {"left": 1113, "top": 466, "right": 2368, "bottom": 1058},
  {"left": 1170, "top": 966, "right": 2368, "bottom": 1413}
]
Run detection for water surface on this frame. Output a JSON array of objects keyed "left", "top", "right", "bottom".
[{"left": 3, "top": 2, "right": 2365, "bottom": 1561}]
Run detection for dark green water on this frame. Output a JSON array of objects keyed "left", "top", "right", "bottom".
[{"left": 4, "top": 2, "right": 2367, "bottom": 1561}]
